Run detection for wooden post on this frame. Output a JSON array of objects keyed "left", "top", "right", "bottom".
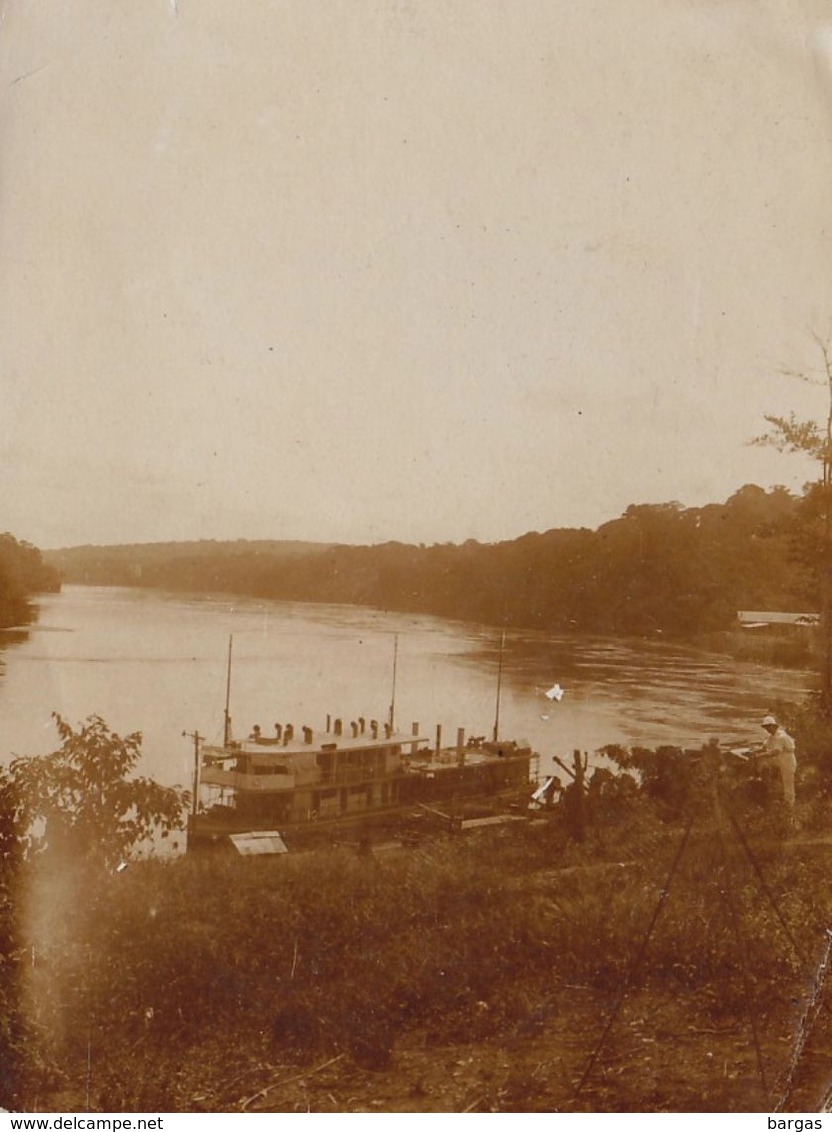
[
  {"left": 183, "top": 730, "right": 204, "bottom": 817},
  {"left": 565, "top": 749, "right": 587, "bottom": 842},
  {"left": 388, "top": 634, "right": 399, "bottom": 730},
  {"left": 492, "top": 629, "right": 505, "bottom": 742},
  {"left": 223, "top": 636, "right": 233, "bottom": 746}
]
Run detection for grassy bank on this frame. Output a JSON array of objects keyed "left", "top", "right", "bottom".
[{"left": 7, "top": 779, "right": 832, "bottom": 1112}]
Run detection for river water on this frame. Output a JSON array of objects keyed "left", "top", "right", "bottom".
[{"left": 0, "top": 585, "right": 815, "bottom": 791}]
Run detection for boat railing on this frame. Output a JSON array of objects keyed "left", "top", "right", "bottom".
[
  {"left": 201, "top": 766, "right": 296, "bottom": 791},
  {"left": 319, "top": 765, "right": 399, "bottom": 786}
]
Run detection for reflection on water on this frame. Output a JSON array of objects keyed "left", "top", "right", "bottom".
[{"left": 0, "top": 586, "right": 815, "bottom": 787}]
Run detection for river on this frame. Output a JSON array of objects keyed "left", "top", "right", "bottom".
[{"left": 0, "top": 585, "right": 815, "bottom": 793}]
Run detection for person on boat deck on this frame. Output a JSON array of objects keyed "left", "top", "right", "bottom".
[
  {"left": 249, "top": 724, "right": 262, "bottom": 741},
  {"left": 749, "top": 715, "right": 796, "bottom": 810}
]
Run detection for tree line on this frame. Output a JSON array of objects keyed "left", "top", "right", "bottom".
[
  {"left": 0, "top": 534, "right": 60, "bottom": 630},
  {"left": 45, "top": 484, "right": 815, "bottom": 638}
]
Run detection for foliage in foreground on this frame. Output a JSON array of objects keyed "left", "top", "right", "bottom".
[
  {"left": 1, "top": 714, "right": 188, "bottom": 870},
  {"left": 3, "top": 706, "right": 832, "bottom": 1110},
  {"left": 0, "top": 715, "right": 188, "bottom": 1106}
]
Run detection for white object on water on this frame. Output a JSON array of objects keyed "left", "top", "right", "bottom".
[{"left": 545, "top": 684, "right": 565, "bottom": 702}]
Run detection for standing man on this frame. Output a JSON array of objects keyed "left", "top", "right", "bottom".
[{"left": 751, "top": 715, "right": 797, "bottom": 811}]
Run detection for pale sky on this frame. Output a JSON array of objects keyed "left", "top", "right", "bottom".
[{"left": 2, "top": 0, "right": 832, "bottom": 549}]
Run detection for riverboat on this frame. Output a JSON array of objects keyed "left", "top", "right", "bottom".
[
  {"left": 186, "top": 633, "right": 534, "bottom": 853},
  {"left": 186, "top": 715, "right": 533, "bottom": 852}
]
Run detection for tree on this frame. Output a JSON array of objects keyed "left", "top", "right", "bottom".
[
  {"left": 5, "top": 714, "right": 189, "bottom": 868},
  {"left": 0, "top": 716, "right": 187, "bottom": 1104},
  {"left": 0, "top": 533, "right": 60, "bottom": 630},
  {"left": 754, "top": 333, "right": 832, "bottom": 710}
]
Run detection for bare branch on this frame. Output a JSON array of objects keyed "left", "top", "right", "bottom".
[{"left": 779, "top": 366, "right": 824, "bottom": 387}]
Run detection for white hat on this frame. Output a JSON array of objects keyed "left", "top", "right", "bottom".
[{"left": 762, "top": 715, "right": 778, "bottom": 728}]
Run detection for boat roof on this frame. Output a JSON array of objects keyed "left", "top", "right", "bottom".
[{"left": 204, "top": 729, "right": 428, "bottom": 759}]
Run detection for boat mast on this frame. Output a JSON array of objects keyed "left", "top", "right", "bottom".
[
  {"left": 492, "top": 628, "right": 505, "bottom": 742},
  {"left": 183, "top": 729, "right": 203, "bottom": 816},
  {"left": 388, "top": 633, "right": 399, "bottom": 731},
  {"left": 223, "top": 634, "right": 233, "bottom": 746}
]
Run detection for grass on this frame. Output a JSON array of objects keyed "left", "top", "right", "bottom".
[{"left": 6, "top": 781, "right": 832, "bottom": 1112}]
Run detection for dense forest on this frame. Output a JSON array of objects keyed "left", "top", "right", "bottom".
[
  {"left": 0, "top": 534, "right": 60, "bottom": 629},
  {"left": 43, "top": 538, "right": 332, "bottom": 587},
  {"left": 45, "top": 485, "right": 814, "bottom": 639}
]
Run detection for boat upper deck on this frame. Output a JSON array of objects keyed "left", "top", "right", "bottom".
[{"left": 203, "top": 727, "right": 428, "bottom": 761}]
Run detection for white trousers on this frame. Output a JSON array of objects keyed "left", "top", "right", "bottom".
[{"left": 762, "top": 751, "right": 796, "bottom": 808}]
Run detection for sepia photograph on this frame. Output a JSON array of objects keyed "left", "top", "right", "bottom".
[{"left": 2, "top": 0, "right": 832, "bottom": 1118}]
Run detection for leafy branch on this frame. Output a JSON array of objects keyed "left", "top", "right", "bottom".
[{"left": 3, "top": 714, "right": 189, "bottom": 869}]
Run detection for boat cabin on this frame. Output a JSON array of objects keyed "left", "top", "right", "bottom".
[{"left": 198, "top": 724, "right": 428, "bottom": 827}]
